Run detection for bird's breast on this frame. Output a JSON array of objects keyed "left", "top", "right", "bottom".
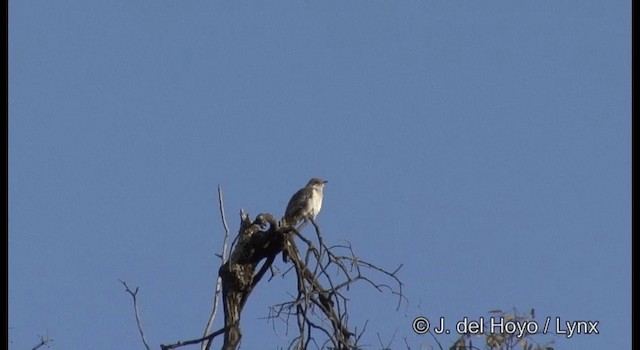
[{"left": 311, "top": 189, "right": 323, "bottom": 215}]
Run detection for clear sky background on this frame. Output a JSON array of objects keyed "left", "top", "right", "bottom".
[{"left": 9, "top": 1, "right": 630, "bottom": 349}]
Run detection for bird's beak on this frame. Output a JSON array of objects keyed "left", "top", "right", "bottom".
[{"left": 323, "top": 180, "right": 328, "bottom": 183}]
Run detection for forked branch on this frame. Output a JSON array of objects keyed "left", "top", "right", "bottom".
[{"left": 119, "top": 279, "right": 151, "bottom": 350}]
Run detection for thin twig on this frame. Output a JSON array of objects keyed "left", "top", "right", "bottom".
[
  {"left": 218, "top": 186, "right": 231, "bottom": 253},
  {"left": 161, "top": 326, "right": 229, "bottom": 350},
  {"left": 119, "top": 279, "right": 151, "bottom": 350},
  {"left": 428, "top": 329, "right": 445, "bottom": 350},
  {"left": 202, "top": 186, "right": 231, "bottom": 350},
  {"left": 403, "top": 336, "right": 411, "bottom": 350},
  {"left": 31, "top": 333, "right": 53, "bottom": 350}
]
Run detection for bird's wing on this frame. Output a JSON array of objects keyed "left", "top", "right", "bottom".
[{"left": 285, "top": 187, "right": 311, "bottom": 219}]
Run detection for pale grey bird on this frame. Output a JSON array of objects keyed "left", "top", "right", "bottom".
[
  {"left": 284, "top": 177, "right": 328, "bottom": 227},
  {"left": 282, "top": 178, "right": 328, "bottom": 263}
]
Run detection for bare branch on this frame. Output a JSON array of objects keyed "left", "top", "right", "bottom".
[
  {"left": 119, "top": 279, "right": 151, "bottom": 350},
  {"left": 218, "top": 186, "right": 231, "bottom": 248},
  {"left": 202, "top": 186, "right": 232, "bottom": 350},
  {"left": 31, "top": 333, "right": 53, "bottom": 350},
  {"left": 427, "top": 328, "right": 445, "bottom": 350},
  {"left": 161, "top": 326, "right": 229, "bottom": 350}
]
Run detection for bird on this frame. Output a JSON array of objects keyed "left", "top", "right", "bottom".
[
  {"left": 281, "top": 178, "right": 328, "bottom": 263},
  {"left": 283, "top": 178, "right": 328, "bottom": 227}
]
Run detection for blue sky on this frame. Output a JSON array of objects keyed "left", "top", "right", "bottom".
[{"left": 9, "top": 1, "right": 630, "bottom": 349}]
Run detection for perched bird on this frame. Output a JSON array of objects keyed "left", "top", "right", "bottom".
[
  {"left": 284, "top": 178, "right": 328, "bottom": 227},
  {"left": 281, "top": 178, "right": 328, "bottom": 263}
]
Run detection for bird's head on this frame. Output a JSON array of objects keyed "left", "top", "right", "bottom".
[{"left": 307, "top": 178, "right": 328, "bottom": 189}]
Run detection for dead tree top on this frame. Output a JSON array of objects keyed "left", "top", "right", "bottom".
[{"left": 162, "top": 208, "right": 404, "bottom": 350}]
